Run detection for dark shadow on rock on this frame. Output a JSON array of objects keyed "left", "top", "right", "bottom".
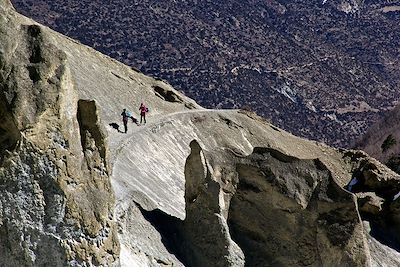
[
  {"left": 153, "top": 85, "right": 183, "bottom": 103},
  {"left": 109, "top": 122, "right": 122, "bottom": 133},
  {"left": 343, "top": 151, "right": 400, "bottom": 253},
  {"left": 361, "top": 211, "right": 400, "bottom": 253},
  {"left": 228, "top": 148, "right": 358, "bottom": 267},
  {"left": 130, "top": 117, "right": 139, "bottom": 125},
  {"left": 137, "top": 205, "right": 190, "bottom": 266},
  {"left": 0, "top": 92, "right": 21, "bottom": 164},
  {"left": 359, "top": 194, "right": 400, "bottom": 253}
]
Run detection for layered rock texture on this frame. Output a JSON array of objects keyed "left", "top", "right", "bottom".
[
  {"left": 2, "top": 1, "right": 400, "bottom": 266},
  {"left": 0, "top": 1, "right": 119, "bottom": 266}
]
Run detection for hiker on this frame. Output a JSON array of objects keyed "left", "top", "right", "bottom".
[
  {"left": 139, "top": 103, "right": 148, "bottom": 124},
  {"left": 121, "top": 108, "right": 129, "bottom": 133}
]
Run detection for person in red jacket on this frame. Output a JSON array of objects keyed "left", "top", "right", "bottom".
[{"left": 139, "top": 103, "right": 148, "bottom": 124}]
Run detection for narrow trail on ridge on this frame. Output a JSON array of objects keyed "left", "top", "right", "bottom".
[{"left": 109, "top": 108, "right": 240, "bottom": 161}]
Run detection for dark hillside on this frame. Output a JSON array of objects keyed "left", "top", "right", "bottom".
[{"left": 356, "top": 104, "right": 400, "bottom": 174}]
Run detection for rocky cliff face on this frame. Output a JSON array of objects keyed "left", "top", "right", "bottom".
[
  {"left": 2, "top": 1, "right": 400, "bottom": 266},
  {"left": 0, "top": 2, "right": 119, "bottom": 266}
]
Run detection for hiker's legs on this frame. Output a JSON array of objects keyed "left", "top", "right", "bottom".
[
  {"left": 123, "top": 121, "right": 127, "bottom": 133},
  {"left": 143, "top": 113, "right": 146, "bottom": 124}
]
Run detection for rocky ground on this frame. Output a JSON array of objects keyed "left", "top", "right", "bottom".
[{"left": 10, "top": 0, "right": 400, "bottom": 147}]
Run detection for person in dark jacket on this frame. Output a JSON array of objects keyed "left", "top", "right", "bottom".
[
  {"left": 121, "top": 108, "right": 129, "bottom": 133},
  {"left": 139, "top": 103, "right": 148, "bottom": 124}
]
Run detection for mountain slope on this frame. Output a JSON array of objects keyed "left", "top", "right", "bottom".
[
  {"left": 2, "top": 1, "right": 400, "bottom": 266},
  {"left": 11, "top": 0, "right": 400, "bottom": 147},
  {"left": 355, "top": 104, "right": 400, "bottom": 173}
]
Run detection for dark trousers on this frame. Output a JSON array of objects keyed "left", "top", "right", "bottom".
[
  {"left": 140, "top": 113, "right": 146, "bottom": 124},
  {"left": 123, "top": 119, "right": 128, "bottom": 133}
]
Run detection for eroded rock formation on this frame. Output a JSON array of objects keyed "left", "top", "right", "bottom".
[
  {"left": 176, "top": 142, "right": 368, "bottom": 267},
  {"left": 0, "top": 2, "right": 118, "bottom": 266}
]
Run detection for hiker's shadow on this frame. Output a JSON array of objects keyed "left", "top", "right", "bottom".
[{"left": 109, "top": 122, "right": 123, "bottom": 133}]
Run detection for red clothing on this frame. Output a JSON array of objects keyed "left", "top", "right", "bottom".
[
  {"left": 139, "top": 105, "right": 147, "bottom": 114},
  {"left": 139, "top": 104, "right": 147, "bottom": 124}
]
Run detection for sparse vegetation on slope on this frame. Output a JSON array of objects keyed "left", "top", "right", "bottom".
[
  {"left": 381, "top": 134, "right": 397, "bottom": 152},
  {"left": 11, "top": 0, "right": 400, "bottom": 147},
  {"left": 356, "top": 104, "right": 400, "bottom": 175}
]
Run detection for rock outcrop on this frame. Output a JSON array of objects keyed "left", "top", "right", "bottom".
[
  {"left": 2, "top": 1, "right": 400, "bottom": 266},
  {"left": 0, "top": 2, "right": 118, "bottom": 266}
]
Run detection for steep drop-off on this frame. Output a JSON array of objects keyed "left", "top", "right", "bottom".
[
  {"left": 356, "top": 104, "right": 400, "bottom": 174},
  {"left": 2, "top": 1, "right": 400, "bottom": 266}
]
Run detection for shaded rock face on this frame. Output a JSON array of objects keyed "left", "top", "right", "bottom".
[
  {"left": 341, "top": 151, "right": 400, "bottom": 255},
  {"left": 176, "top": 143, "right": 367, "bottom": 267},
  {"left": 0, "top": 92, "right": 20, "bottom": 160},
  {"left": 179, "top": 140, "right": 245, "bottom": 267},
  {"left": 124, "top": 141, "right": 245, "bottom": 267},
  {"left": 0, "top": 11, "right": 119, "bottom": 267},
  {"left": 229, "top": 149, "right": 364, "bottom": 267}
]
